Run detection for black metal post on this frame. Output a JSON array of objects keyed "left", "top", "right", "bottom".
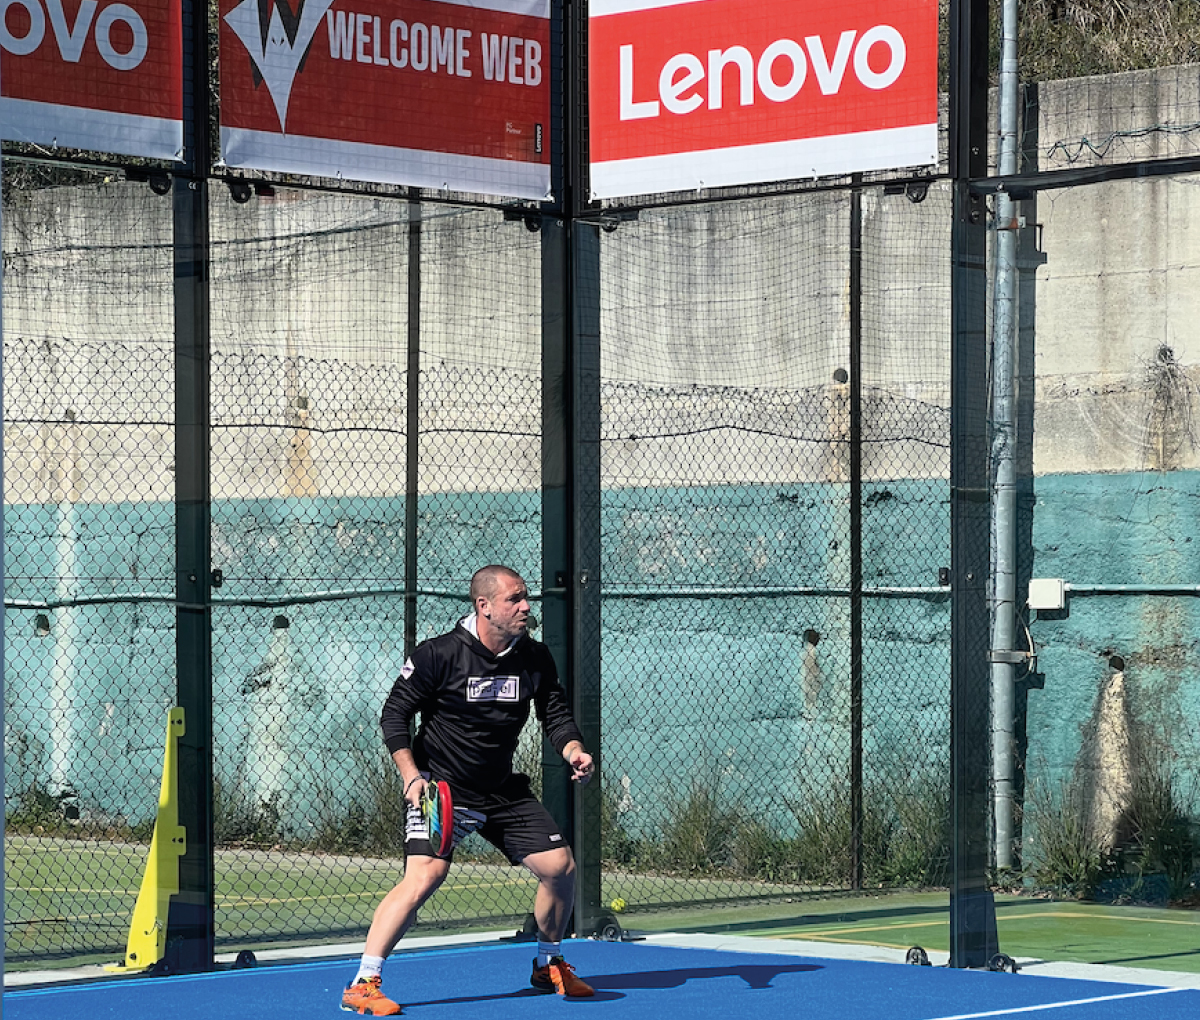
[
  {"left": 948, "top": 0, "right": 999, "bottom": 969},
  {"left": 404, "top": 198, "right": 421, "bottom": 655},
  {"left": 540, "top": 217, "right": 603, "bottom": 939},
  {"left": 849, "top": 181, "right": 864, "bottom": 891},
  {"left": 541, "top": 213, "right": 574, "bottom": 866},
  {"left": 168, "top": 0, "right": 215, "bottom": 973},
  {"left": 569, "top": 223, "right": 603, "bottom": 936},
  {"left": 540, "top": 0, "right": 603, "bottom": 938}
]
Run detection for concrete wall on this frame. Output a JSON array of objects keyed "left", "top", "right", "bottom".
[
  {"left": 5, "top": 62, "right": 1200, "bottom": 844},
  {"left": 1020, "top": 67, "right": 1200, "bottom": 820}
]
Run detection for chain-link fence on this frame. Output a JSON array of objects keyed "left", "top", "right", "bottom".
[
  {"left": 594, "top": 187, "right": 952, "bottom": 914},
  {"left": 206, "top": 193, "right": 547, "bottom": 949},
  {"left": 2, "top": 170, "right": 954, "bottom": 967},
  {"left": 4, "top": 171, "right": 177, "bottom": 964},
  {"left": 2, "top": 178, "right": 556, "bottom": 963},
  {"left": 7, "top": 0, "right": 1200, "bottom": 977},
  {"left": 986, "top": 6, "right": 1200, "bottom": 966},
  {"left": 1013, "top": 168, "right": 1200, "bottom": 930}
]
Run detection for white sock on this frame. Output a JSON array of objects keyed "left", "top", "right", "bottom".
[
  {"left": 537, "top": 940, "right": 561, "bottom": 967},
  {"left": 354, "top": 954, "right": 385, "bottom": 983}
]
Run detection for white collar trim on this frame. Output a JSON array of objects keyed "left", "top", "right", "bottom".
[{"left": 462, "top": 613, "right": 518, "bottom": 656}]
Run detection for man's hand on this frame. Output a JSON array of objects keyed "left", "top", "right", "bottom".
[
  {"left": 564, "top": 743, "right": 595, "bottom": 785},
  {"left": 403, "top": 774, "right": 427, "bottom": 807}
]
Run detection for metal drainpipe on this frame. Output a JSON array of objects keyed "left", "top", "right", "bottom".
[{"left": 990, "top": 0, "right": 1021, "bottom": 872}]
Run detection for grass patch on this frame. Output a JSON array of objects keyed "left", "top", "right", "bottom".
[
  {"left": 1023, "top": 773, "right": 1107, "bottom": 896},
  {"left": 600, "top": 767, "right": 949, "bottom": 889},
  {"left": 1024, "top": 748, "right": 1200, "bottom": 903}
]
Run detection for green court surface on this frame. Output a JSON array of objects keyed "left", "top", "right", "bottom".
[
  {"left": 4, "top": 835, "right": 804, "bottom": 970},
  {"left": 627, "top": 892, "right": 1200, "bottom": 975},
  {"left": 8, "top": 835, "right": 1200, "bottom": 977},
  {"left": 4, "top": 835, "right": 540, "bottom": 969}
]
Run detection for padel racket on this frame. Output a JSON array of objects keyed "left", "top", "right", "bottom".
[{"left": 421, "top": 779, "right": 454, "bottom": 857}]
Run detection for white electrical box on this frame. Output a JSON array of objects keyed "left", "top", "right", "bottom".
[{"left": 1028, "top": 578, "right": 1066, "bottom": 611}]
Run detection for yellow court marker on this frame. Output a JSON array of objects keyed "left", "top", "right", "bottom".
[
  {"left": 217, "top": 876, "right": 531, "bottom": 909},
  {"left": 16, "top": 886, "right": 142, "bottom": 896},
  {"left": 8, "top": 909, "right": 131, "bottom": 925},
  {"left": 449, "top": 879, "right": 536, "bottom": 892},
  {"left": 781, "top": 933, "right": 919, "bottom": 949},
  {"left": 218, "top": 890, "right": 383, "bottom": 908},
  {"left": 105, "top": 708, "right": 186, "bottom": 974},
  {"left": 787, "top": 918, "right": 945, "bottom": 938}
]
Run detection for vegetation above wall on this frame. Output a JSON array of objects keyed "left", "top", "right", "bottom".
[
  {"left": 935, "top": 0, "right": 1200, "bottom": 86},
  {"left": 1018, "top": 0, "right": 1200, "bottom": 80}
]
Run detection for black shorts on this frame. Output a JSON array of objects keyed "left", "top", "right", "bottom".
[{"left": 405, "top": 777, "right": 569, "bottom": 865}]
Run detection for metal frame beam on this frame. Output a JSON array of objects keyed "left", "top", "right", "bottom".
[
  {"left": 541, "top": 0, "right": 604, "bottom": 939},
  {"left": 168, "top": 0, "right": 215, "bottom": 974},
  {"left": 948, "top": 0, "right": 1000, "bottom": 969}
]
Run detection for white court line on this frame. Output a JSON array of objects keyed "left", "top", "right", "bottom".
[{"left": 921, "top": 985, "right": 1187, "bottom": 1020}]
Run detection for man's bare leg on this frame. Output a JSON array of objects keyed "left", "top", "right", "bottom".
[
  {"left": 524, "top": 847, "right": 576, "bottom": 941},
  {"left": 524, "top": 848, "right": 593, "bottom": 997},
  {"left": 342, "top": 855, "right": 451, "bottom": 1013},
  {"left": 364, "top": 855, "right": 451, "bottom": 958}
]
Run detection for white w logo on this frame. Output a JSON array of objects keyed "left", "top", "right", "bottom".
[{"left": 224, "top": 0, "right": 335, "bottom": 132}]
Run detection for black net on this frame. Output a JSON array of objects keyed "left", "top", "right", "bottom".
[
  {"left": 207, "top": 192, "right": 545, "bottom": 950},
  {"left": 595, "top": 190, "right": 953, "bottom": 917},
  {"left": 1005, "top": 170, "right": 1200, "bottom": 964},
  {"left": 975, "top": 3, "right": 1200, "bottom": 969},
  {"left": 860, "top": 183, "right": 953, "bottom": 891},
  {"left": 3, "top": 169, "right": 176, "bottom": 964}
]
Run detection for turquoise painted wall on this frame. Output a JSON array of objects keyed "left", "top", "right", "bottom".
[
  {"left": 1025, "top": 471, "right": 1200, "bottom": 785},
  {"left": 8, "top": 471, "right": 1194, "bottom": 842}
]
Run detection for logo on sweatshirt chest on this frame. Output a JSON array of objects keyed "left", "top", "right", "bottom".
[{"left": 466, "top": 676, "right": 520, "bottom": 702}]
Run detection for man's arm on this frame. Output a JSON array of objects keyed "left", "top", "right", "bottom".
[
  {"left": 381, "top": 647, "right": 435, "bottom": 755},
  {"left": 392, "top": 748, "right": 426, "bottom": 805},
  {"left": 532, "top": 647, "right": 587, "bottom": 760},
  {"left": 381, "top": 644, "right": 438, "bottom": 803}
]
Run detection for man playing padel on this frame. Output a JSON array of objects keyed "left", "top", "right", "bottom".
[{"left": 341, "top": 565, "right": 596, "bottom": 1015}]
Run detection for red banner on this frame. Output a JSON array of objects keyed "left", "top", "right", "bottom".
[
  {"left": 588, "top": 0, "right": 938, "bottom": 199},
  {"left": 219, "top": 0, "right": 551, "bottom": 199},
  {"left": 0, "top": 0, "right": 182, "bottom": 158}
]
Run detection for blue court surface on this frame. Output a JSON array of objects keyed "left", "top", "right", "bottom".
[{"left": 6, "top": 939, "right": 1200, "bottom": 1019}]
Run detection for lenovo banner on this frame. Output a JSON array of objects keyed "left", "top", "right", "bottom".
[
  {"left": 219, "top": 0, "right": 551, "bottom": 200},
  {"left": 589, "top": 0, "right": 937, "bottom": 199},
  {"left": 0, "top": 0, "right": 182, "bottom": 159}
]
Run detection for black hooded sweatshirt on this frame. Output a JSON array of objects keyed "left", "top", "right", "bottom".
[{"left": 381, "top": 617, "right": 583, "bottom": 807}]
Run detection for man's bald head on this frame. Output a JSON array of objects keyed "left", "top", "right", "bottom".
[{"left": 470, "top": 565, "right": 524, "bottom": 604}]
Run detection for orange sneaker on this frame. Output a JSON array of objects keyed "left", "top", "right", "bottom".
[
  {"left": 341, "top": 975, "right": 403, "bottom": 1015},
  {"left": 530, "top": 955, "right": 595, "bottom": 997}
]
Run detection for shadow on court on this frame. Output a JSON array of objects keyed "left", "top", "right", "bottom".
[
  {"left": 403, "top": 961, "right": 823, "bottom": 1007},
  {"left": 590, "top": 961, "right": 821, "bottom": 990}
]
